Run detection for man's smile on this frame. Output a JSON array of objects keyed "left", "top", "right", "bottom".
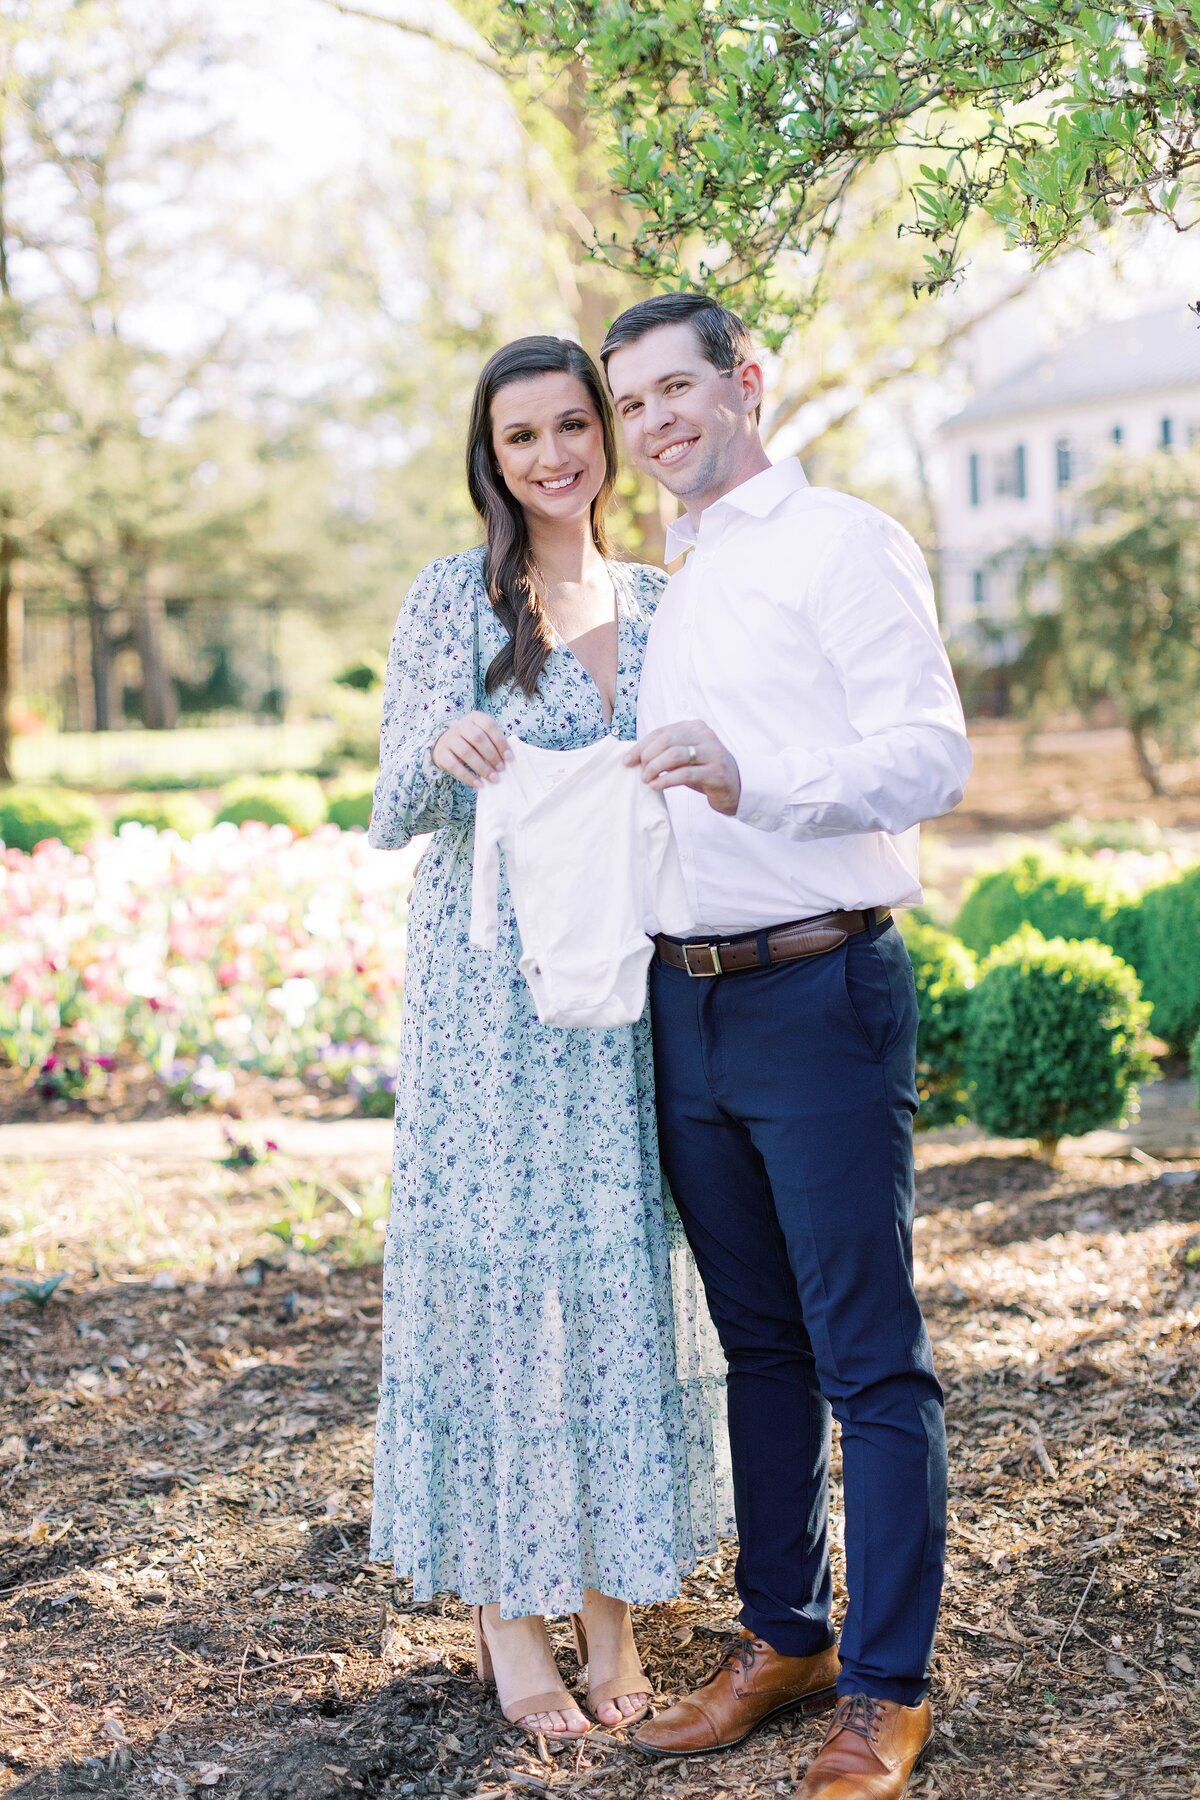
[{"left": 653, "top": 436, "right": 699, "bottom": 466}]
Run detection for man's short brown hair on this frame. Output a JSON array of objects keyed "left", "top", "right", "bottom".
[{"left": 600, "top": 293, "right": 758, "bottom": 416}]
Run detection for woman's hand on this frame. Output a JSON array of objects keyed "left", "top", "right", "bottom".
[{"left": 432, "top": 711, "right": 511, "bottom": 789}]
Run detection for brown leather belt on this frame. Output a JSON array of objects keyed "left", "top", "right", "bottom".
[{"left": 654, "top": 907, "right": 891, "bottom": 978}]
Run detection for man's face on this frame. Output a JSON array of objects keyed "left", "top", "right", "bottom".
[{"left": 606, "top": 321, "right": 758, "bottom": 508}]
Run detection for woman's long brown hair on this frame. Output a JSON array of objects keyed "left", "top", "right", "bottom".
[{"left": 466, "top": 336, "right": 618, "bottom": 697}]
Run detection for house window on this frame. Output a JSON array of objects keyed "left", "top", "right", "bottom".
[
  {"left": 971, "top": 568, "right": 987, "bottom": 608},
  {"left": 1055, "top": 438, "right": 1073, "bottom": 488},
  {"left": 993, "top": 444, "right": 1027, "bottom": 499},
  {"left": 968, "top": 451, "right": 981, "bottom": 507},
  {"left": 1111, "top": 424, "right": 1124, "bottom": 447},
  {"left": 1160, "top": 416, "right": 1174, "bottom": 449}
]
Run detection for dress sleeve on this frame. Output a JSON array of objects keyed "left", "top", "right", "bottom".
[{"left": 367, "top": 556, "right": 480, "bottom": 851}]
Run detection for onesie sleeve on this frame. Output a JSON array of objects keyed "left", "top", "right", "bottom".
[
  {"left": 468, "top": 778, "right": 506, "bottom": 952},
  {"left": 641, "top": 784, "right": 695, "bottom": 936},
  {"left": 367, "top": 554, "right": 481, "bottom": 851}
]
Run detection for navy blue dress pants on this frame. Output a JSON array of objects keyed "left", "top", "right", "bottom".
[{"left": 649, "top": 916, "right": 945, "bottom": 1705}]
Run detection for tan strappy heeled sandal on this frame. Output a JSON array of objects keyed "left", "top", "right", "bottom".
[
  {"left": 570, "top": 1611, "right": 653, "bottom": 1730},
  {"left": 471, "top": 1606, "right": 593, "bottom": 1742}
]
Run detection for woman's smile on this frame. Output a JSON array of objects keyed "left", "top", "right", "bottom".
[{"left": 535, "top": 468, "right": 585, "bottom": 492}]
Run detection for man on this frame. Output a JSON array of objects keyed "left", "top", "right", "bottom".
[{"left": 603, "top": 293, "right": 972, "bottom": 1800}]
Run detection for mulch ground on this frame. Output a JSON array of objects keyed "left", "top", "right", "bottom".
[
  {"left": 2, "top": 1141, "right": 1198, "bottom": 1799},
  {"left": 941, "top": 724, "right": 1200, "bottom": 838}
]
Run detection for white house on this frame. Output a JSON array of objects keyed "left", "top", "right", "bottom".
[{"left": 935, "top": 305, "right": 1200, "bottom": 647}]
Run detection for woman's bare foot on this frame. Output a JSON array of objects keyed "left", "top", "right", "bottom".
[
  {"left": 480, "top": 1606, "right": 591, "bottom": 1737},
  {"left": 580, "top": 1589, "right": 652, "bottom": 1728}
]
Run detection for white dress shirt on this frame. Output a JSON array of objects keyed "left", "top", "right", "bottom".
[
  {"left": 636, "top": 458, "right": 972, "bottom": 934},
  {"left": 470, "top": 734, "right": 693, "bottom": 1025}
]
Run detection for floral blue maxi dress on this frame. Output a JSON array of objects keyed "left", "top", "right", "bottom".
[{"left": 368, "top": 547, "right": 730, "bottom": 1619}]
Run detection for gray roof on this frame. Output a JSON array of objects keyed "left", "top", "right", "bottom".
[{"left": 945, "top": 304, "right": 1200, "bottom": 428}]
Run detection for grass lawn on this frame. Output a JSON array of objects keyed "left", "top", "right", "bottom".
[
  {"left": 1, "top": 1135, "right": 1198, "bottom": 1798},
  {"left": 11, "top": 723, "right": 335, "bottom": 790}
]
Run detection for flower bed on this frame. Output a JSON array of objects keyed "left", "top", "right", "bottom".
[{"left": 0, "top": 822, "right": 409, "bottom": 1114}]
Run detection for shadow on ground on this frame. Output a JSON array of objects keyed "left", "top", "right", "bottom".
[{"left": 2, "top": 1144, "right": 1199, "bottom": 1799}]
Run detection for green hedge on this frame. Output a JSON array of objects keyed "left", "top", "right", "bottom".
[
  {"left": 215, "top": 774, "right": 327, "bottom": 834},
  {"left": 954, "top": 850, "right": 1124, "bottom": 959},
  {"left": 1137, "top": 864, "right": 1200, "bottom": 1055},
  {"left": 0, "top": 785, "right": 105, "bottom": 853},
  {"left": 114, "top": 794, "right": 214, "bottom": 838},
  {"left": 325, "top": 772, "right": 376, "bottom": 831},
  {"left": 900, "top": 916, "right": 976, "bottom": 1127},
  {"left": 963, "top": 929, "right": 1155, "bottom": 1155}
]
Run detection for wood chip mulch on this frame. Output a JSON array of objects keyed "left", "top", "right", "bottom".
[{"left": 1, "top": 1142, "right": 1198, "bottom": 1799}]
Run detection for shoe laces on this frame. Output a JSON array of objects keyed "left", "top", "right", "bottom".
[
  {"left": 828, "top": 1692, "right": 882, "bottom": 1744},
  {"left": 716, "top": 1635, "right": 761, "bottom": 1680}
]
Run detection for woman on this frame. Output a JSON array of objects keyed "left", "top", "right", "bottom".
[{"left": 368, "top": 337, "right": 726, "bottom": 1741}]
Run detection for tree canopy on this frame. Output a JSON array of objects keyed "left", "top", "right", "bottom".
[
  {"left": 0, "top": 0, "right": 580, "bottom": 773},
  {"left": 503, "top": 1, "right": 1200, "bottom": 339},
  {"left": 1018, "top": 447, "right": 1200, "bottom": 797}
]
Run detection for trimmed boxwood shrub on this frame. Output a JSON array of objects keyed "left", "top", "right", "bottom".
[
  {"left": 1103, "top": 896, "right": 1148, "bottom": 980},
  {"left": 215, "top": 774, "right": 327, "bottom": 834},
  {"left": 954, "top": 850, "right": 1122, "bottom": 959},
  {"left": 333, "top": 653, "right": 385, "bottom": 692},
  {"left": 325, "top": 772, "right": 376, "bottom": 831},
  {"left": 900, "top": 916, "right": 977, "bottom": 1128},
  {"left": 1136, "top": 864, "right": 1200, "bottom": 1055},
  {"left": 0, "top": 785, "right": 104, "bottom": 853},
  {"left": 963, "top": 929, "right": 1156, "bottom": 1158},
  {"left": 114, "top": 794, "right": 213, "bottom": 838}
]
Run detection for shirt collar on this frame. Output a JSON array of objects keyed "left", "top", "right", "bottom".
[{"left": 664, "top": 457, "right": 809, "bottom": 561}]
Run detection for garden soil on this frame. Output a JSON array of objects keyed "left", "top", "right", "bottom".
[{"left": 1, "top": 1138, "right": 1198, "bottom": 1799}]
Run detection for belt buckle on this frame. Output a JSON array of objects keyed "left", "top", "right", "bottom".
[{"left": 683, "top": 940, "right": 723, "bottom": 978}]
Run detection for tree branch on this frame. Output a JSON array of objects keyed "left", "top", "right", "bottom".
[{"left": 309, "top": 0, "right": 506, "bottom": 77}]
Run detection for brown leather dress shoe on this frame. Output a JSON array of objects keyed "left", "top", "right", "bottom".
[
  {"left": 797, "top": 1692, "right": 933, "bottom": 1798},
  {"left": 632, "top": 1629, "right": 840, "bottom": 1758}
]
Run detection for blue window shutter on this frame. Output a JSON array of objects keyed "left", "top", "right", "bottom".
[
  {"left": 972, "top": 569, "right": 986, "bottom": 607},
  {"left": 1015, "top": 443, "right": 1026, "bottom": 499},
  {"left": 969, "top": 451, "right": 981, "bottom": 506},
  {"left": 1161, "top": 416, "right": 1174, "bottom": 448},
  {"left": 1112, "top": 424, "right": 1124, "bottom": 446}
]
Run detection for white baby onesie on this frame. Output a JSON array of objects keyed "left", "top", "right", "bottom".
[{"left": 469, "top": 733, "right": 694, "bottom": 1028}]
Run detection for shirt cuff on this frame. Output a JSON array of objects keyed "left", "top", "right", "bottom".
[{"left": 734, "top": 751, "right": 791, "bottom": 833}]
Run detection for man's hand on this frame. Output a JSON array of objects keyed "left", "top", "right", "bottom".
[{"left": 624, "top": 720, "right": 741, "bottom": 816}]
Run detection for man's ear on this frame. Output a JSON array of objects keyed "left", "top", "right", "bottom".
[{"left": 737, "top": 359, "right": 765, "bottom": 416}]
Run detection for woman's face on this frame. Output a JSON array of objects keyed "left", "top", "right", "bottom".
[{"left": 489, "top": 370, "right": 607, "bottom": 529}]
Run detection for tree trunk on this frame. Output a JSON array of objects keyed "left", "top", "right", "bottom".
[
  {"left": 0, "top": 530, "right": 16, "bottom": 782},
  {"left": 83, "top": 567, "right": 117, "bottom": 732},
  {"left": 552, "top": 67, "right": 668, "bottom": 566},
  {"left": 71, "top": 611, "right": 95, "bottom": 731},
  {"left": 134, "top": 573, "right": 177, "bottom": 730},
  {"left": 1130, "top": 722, "right": 1171, "bottom": 798}
]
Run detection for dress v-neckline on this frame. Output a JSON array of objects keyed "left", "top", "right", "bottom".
[{"left": 548, "top": 568, "right": 623, "bottom": 729}]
